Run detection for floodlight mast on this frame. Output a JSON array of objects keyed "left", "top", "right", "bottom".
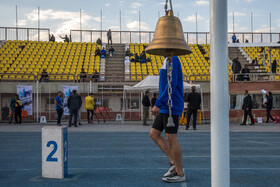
[{"left": 210, "top": 0, "right": 230, "bottom": 186}]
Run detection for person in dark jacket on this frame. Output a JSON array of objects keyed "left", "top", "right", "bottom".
[
  {"left": 272, "top": 59, "right": 277, "bottom": 74},
  {"left": 252, "top": 57, "right": 258, "bottom": 66},
  {"left": 8, "top": 95, "right": 17, "bottom": 124},
  {"left": 142, "top": 90, "right": 151, "bottom": 126},
  {"left": 14, "top": 95, "right": 23, "bottom": 124},
  {"left": 232, "top": 58, "right": 241, "bottom": 81},
  {"left": 186, "top": 86, "right": 201, "bottom": 130},
  {"left": 265, "top": 91, "right": 276, "bottom": 123},
  {"left": 67, "top": 90, "right": 82, "bottom": 127},
  {"left": 241, "top": 65, "right": 250, "bottom": 81},
  {"left": 241, "top": 90, "right": 254, "bottom": 125},
  {"left": 151, "top": 93, "right": 158, "bottom": 108}
]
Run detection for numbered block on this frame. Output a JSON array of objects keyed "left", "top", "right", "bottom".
[{"left": 42, "top": 126, "right": 68, "bottom": 179}]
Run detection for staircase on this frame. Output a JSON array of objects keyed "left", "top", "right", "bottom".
[
  {"left": 228, "top": 47, "right": 248, "bottom": 66},
  {"left": 104, "top": 44, "right": 126, "bottom": 82}
]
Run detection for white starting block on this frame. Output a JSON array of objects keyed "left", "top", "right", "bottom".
[
  {"left": 42, "top": 126, "right": 68, "bottom": 179},
  {"left": 40, "top": 116, "right": 47, "bottom": 123}
]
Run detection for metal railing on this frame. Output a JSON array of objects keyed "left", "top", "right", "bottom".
[
  {"left": 0, "top": 27, "right": 50, "bottom": 41},
  {"left": 70, "top": 30, "right": 280, "bottom": 44}
]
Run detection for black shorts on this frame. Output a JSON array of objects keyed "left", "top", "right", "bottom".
[{"left": 152, "top": 113, "right": 179, "bottom": 134}]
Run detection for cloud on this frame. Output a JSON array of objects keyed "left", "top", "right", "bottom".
[
  {"left": 93, "top": 17, "right": 101, "bottom": 22},
  {"left": 183, "top": 14, "right": 204, "bottom": 22},
  {"left": 255, "top": 25, "right": 274, "bottom": 32},
  {"left": 244, "top": 0, "right": 255, "bottom": 3},
  {"left": 18, "top": 20, "right": 27, "bottom": 27},
  {"left": 105, "top": 3, "right": 110, "bottom": 7},
  {"left": 126, "top": 20, "right": 149, "bottom": 30},
  {"left": 131, "top": 2, "right": 142, "bottom": 9},
  {"left": 194, "top": 0, "right": 209, "bottom": 6},
  {"left": 230, "top": 12, "right": 247, "bottom": 17}
]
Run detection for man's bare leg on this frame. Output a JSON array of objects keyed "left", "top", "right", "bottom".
[
  {"left": 166, "top": 133, "right": 183, "bottom": 176},
  {"left": 150, "top": 128, "right": 175, "bottom": 165}
]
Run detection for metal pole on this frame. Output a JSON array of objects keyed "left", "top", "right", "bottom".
[
  {"left": 38, "top": 7, "right": 40, "bottom": 41},
  {"left": 36, "top": 80, "right": 39, "bottom": 122},
  {"left": 270, "top": 13, "right": 272, "bottom": 42},
  {"left": 210, "top": 0, "right": 230, "bottom": 186},
  {"left": 16, "top": 5, "right": 18, "bottom": 41},
  {"left": 80, "top": 9, "right": 82, "bottom": 42},
  {"left": 233, "top": 12, "right": 234, "bottom": 33},
  {"left": 120, "top": 10, "right": 122, "bottom": 43},
  {"left": 139, "top": 11, "right": 141, "bottom": 43},
  {"left": 196, "top": 12, "right": 198, "bottom": 44},
  {"left": 100, "top": 10, "right": 102, "bottom": 42},
  {"left": 89, "top": 80, "right": 92, "bottom": 93},
  {"left": 251, "top": 13, "right": 253, "bottom": 42}
]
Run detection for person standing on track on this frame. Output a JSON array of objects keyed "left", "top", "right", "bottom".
[
  {"left": 67, "top": 90, "right": 82, "bottom": 127},
  {"left": 150, "top": 56, "right": 185, "bottom": 183},
  {"left": 186, "top": 86, "right": 201, "bottom": 130},
  {"left": 265, "top": 91, "right": 276, "bottom": 123},
  {"left": 85, "top": 93, "right": 95, "bottom": 124},
  {"left": 55, "top": 91, "right": 63, "bottom": 126},
  {"left": 142, "top": 90, "right": 151, "bottom": 126}
]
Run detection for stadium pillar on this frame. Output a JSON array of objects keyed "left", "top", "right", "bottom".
[{"left": 210, "top": 0, "right": 230, "bottom": 187}]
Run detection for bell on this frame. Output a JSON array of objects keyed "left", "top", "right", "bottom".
[{"left": 146, "top": 10, "right": 192, "bottom": 56}]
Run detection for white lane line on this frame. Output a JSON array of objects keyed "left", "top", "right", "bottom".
[{"left": 1, "top": 168, "right": 280, "bottom": 171}]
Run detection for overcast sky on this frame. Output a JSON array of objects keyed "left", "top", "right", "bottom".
[{"left": 1, "top": 0, "right": 280, "bottom": 41}]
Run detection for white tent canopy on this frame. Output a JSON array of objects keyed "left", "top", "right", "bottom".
[{"left": 124, "top": 75, "right": 200, "bottom": 92}]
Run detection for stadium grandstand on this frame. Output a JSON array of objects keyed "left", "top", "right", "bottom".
[{"left": 0, "top": 28, "right": 280, "bottom": 123}]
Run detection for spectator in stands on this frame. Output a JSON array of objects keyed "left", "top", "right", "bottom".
[
  {"left": 186, "top": 86, "right": 201, "bottom": 130},
  {"left": 146, "top": 57, "right": 151, "bottom": 62},
  {"left": 134, "top": 53, "right": 140, "bottom": 62},
  {"left": 80, "top": 69, "right": 87, "bottom": 82},
  {"left": 245, "top": 39, "right": 249, "bottom": 43},
  {"left": 232, "top": 33, "right": 237, "bottom": 43},
  {"left": 142, "top": 90, "right": 151, "bottom": 126},
  {"left": 265, "top": 91, "right": 276, "bottom": 123},
  {"left": 108, "top": 46, "right": 115, "bottom": 56},
  {"left": 55, "top": 91, "right": 63, "bottom": 126},
  {"left": 60, "top": 35, "right": 70, "bottom": 42},
  {"left": 125, "top": 48, "right": 132, "bottom": 57},
  {"left": 49, "top": 34, "right": 55, "bottom": 42},
  {"left": 241, "top": 90, "right": 254, "bottom": 126},
  {"left": 1, "top": 104, "right": 9, "bottom": 120},
  {"left": 67, "top": 90, "right": 82, "bottom": 127},
  {"left": 241, "top": 65, "right": 250, "bottom": 81},
  {"left": 140, "top": 51, "right": 146, "bottom": 63},
  {"left": 252, "top": 57, "right": 258, "bottom": 66},
  {"left": 232, "top": 57, "right": 241, "bottom": 81},
  {"left": 14, "top": 95, "right": 22, "bottom": 124},
  {"left": 85, "top": 93, "right": 95, "bottom": 124},
  {"left": 39, "top": 69, "right": 49, "bottom": 82},
  {"left": 94, "top": 47, "right": 101, "bottom": 57},
  {"left": 8, "top": 95, "right": 17, "bottom": 124},
  {"left": 101, "top": 47, "right": 107, "bottom": 58},
  {"left": 272, "top": 59, "right": 277, "bottom": 73},
  {"left": 92, "top": 70, "right": 99, "bottom": 82},
  {"left": 96, "top": 38, "right": 102, "bottom": 45},
  {"left": 107, "top": 29, "right": 112, "bottom": 45}
]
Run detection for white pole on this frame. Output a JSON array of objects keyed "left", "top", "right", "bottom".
[
  {"left": 200, "top": 87, "right": 205, "bottom": 124},
  {"left": 210, "top": 0, "right": 230, "bottom": 187},
  {"left": 36, "top": 80, "right": 39, "bottom": 122}
]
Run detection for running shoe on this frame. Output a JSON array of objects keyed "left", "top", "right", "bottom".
[
  {"left": 163, "top": 165, "right": 176, "bottom": 177},
  {"left": 162, "top": 174, "right": 186, "bottom": 183}
]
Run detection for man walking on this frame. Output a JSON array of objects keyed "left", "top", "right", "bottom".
[
  {"left": 150, "top": 56, "right": 185, "bottom": 183},
  {"left": 55, "top": 91, "right": 63, "bottom": 126},
  {"left": 186, "top": 86, "right": 201, "bottom": 130},
  {"left": 265, "top": 91, "right": 276, "bottom": 123},
  {"left": 85, "top": 93, "right": 95, "bottom": 124},
  {"left": 142, "top": 90, "right": 151, "bottom": 126},
  {"left": 240, "top": 90, "right": 254, "bottom": 125},
  {"left": 67, "top": 90, "right": 82, "bottom": 127},
  {"left": 8, "top": 95, "right": 17, "bottom": 124}
]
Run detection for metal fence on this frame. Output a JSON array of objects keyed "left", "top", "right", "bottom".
[
  {"left": 70, "top": 30, "right": 280, "bottom": 44},
  {"left": 0, "top": 27, "right": 50, "bottom": 41}
]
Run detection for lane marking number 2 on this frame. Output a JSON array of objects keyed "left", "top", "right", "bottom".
[{"left": 46, "top": 141, "right": 58, "bottom": 162}]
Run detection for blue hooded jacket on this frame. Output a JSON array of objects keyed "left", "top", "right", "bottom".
[{"left": 155, "top": 56, "right": 184, "bottom": 116}]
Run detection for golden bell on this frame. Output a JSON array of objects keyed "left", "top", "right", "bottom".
[{"left": 146, "top": 10, "right": 192, "bottom": 56}]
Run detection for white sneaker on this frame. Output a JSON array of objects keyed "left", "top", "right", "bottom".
[
  {"left": 163, "top": 165, "right": 176, "bottom": 177},
  {"left": 162, "top": 174, "right": 186, "bottom": 183}
]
